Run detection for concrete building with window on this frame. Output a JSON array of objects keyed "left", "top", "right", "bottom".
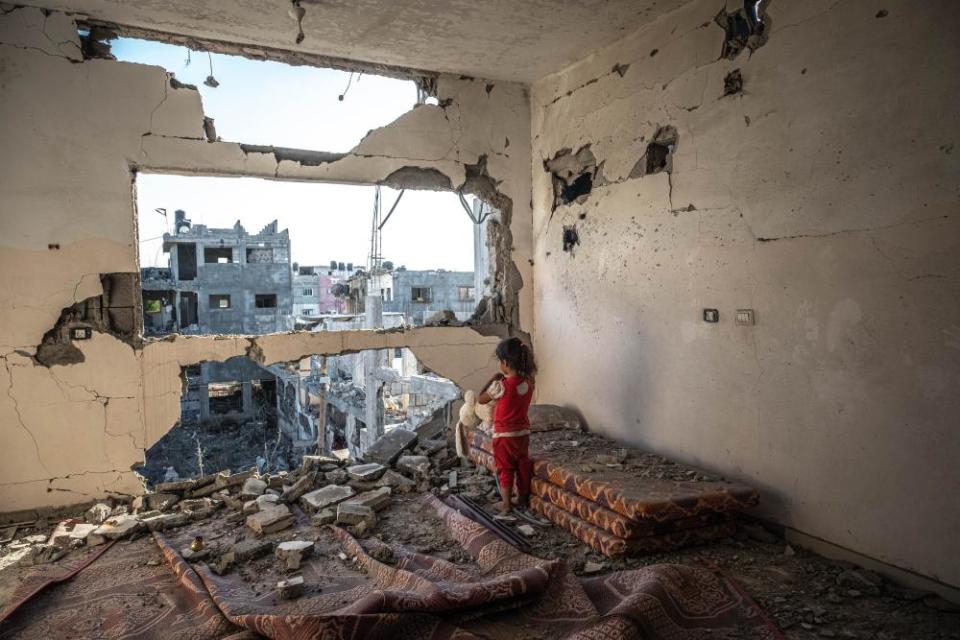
[
  {"left": 141, "top": 211, "right": 294, "bottom": 334},
  {"left": 386, "top": 269, "right": 475, "bottom": 324}
]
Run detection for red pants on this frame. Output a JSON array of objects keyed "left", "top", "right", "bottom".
[{"left": 493, "top": 435, "right": 532, "bottom": 499}]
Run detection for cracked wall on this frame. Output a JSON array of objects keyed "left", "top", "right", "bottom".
[
  {"left": 0, "top": 5, "right": 530, "bottom": 513},
  {"left": 530, "top": 0, "right": 960, "bottom": 588}
]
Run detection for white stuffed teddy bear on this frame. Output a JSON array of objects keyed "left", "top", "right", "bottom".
[{"left": 455, "top": 387, "right": 499, "bottom": 458}]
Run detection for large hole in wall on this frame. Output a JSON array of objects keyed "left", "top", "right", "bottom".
[
  {"left": 544, "top": 145, "right": 601, "bottom": 210},
  {"left": 716, "top": 1, "right": 771, "bottom": 60},
  {"left": 135, "top": 348, "right": 459, "bottom": 486},
  {"left": 137, "top": 173, "right": 491, "bottom": 336},
  {"left": 107, "top": 34, "right": 419, "bottom": 152}
]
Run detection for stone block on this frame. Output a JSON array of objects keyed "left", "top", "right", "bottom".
[
  {"left": 141, "top": 512, "right": 189, "bottom": 532},
  {"left": 277, "top": 575, "right": 304, "bottom": 599},
  {"left": 346, "top": 463, "right": 387, "bottom": 482},
  {"left": 300, "top": 485, "right": 354, "bottom": 513},
  {"left": 311, "top": 509, "right": 336, "bottom": 526},
  {"left": 336, "top": 503, "right": 376, "bottom": 528},
  {"left": 324, "top": 469, "right": 348, "bottom": 484},
  {"left": 275, "top": 540, "right": 314, "bottom": 570},
  {"left": 246, "top": 505, "right": 293, "bottom": 536},
  {"left": 240, "top": 477, "right": 268, "bottom": 500},
  {"left": 364, "top": 428, "right": 417, "bottom": 465},
  {"left": 344, "top": 487, "right": 391, "bottom": 512},
  {"left": 228, "top": 538, "right": 274, "bottom": 562}
]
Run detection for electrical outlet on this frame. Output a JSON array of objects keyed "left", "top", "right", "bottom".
[
  {"left": 703, "top": 308, "right": 719, "bottom": 323},
  {"left": 735, "top": 309, "right": 755, "bottom": 326}
]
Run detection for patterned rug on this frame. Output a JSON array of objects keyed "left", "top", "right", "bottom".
[{"left": 0, "top": 496, "right": 781, "bottom": 639}]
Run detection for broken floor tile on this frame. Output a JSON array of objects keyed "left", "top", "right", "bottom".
[
  {"left": 300, "top": 485, "right": 354, "bottom": 514},
  {"left": 346, "top": 462, "right": 387, "bottom": 482}
]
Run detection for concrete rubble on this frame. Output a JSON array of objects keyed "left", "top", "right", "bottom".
[{"left": 2, "top": 429, "right": 955, "bottom": 638}]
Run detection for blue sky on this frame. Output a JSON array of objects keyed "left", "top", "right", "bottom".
[{"left": 116, "top": 38, "right": 475, "bottom": 271}]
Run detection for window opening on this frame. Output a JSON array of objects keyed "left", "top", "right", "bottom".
[{"left": 255, "top": 294, "right": 278, "bottom": 309}]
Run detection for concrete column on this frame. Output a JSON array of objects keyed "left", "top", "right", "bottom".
[
  {"left": 363, "top": 295, "right": 385, "bottom": 448},
  {"left": 241, "top": 381, "right": 253, "bottom": 417}
]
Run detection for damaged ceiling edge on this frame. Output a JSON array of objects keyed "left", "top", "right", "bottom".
[{"left": 76, "top": 18, "right": 442, "bottom": 83}]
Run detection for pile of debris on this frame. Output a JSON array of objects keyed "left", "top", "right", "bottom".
[{"left": 2, "top": 427, "right": 470, "bottom": 583}]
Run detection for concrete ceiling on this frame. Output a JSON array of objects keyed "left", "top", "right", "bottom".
[{"left": 25, "top": 0, "right": 691, "bottom": 82}]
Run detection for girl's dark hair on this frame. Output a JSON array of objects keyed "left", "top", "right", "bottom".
[{"left": 495, "top": 337, "right": 537, "bottom": 378}]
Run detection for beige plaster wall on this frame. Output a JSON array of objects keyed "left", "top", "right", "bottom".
[
  {"left": 0, "top": 5, "right": 529, "bottom": 512},
  {"left": 530, "top": 0, "right": 960, "bottom": 587}
]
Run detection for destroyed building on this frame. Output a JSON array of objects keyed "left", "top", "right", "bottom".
[
  {"left": 142, "top": 214, "right": 295, "bottom": 334},
  {"left": 291, "top": 263, "right": 347, "bottom": 318},
  {"left": 1, "top": 0, "right": 959, "bottom": 637}
]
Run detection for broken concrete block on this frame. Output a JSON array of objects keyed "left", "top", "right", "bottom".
[
  {"left": 246, "top": 504, "right": 294, "bottom": 536},
  {"left": 377, "top": 469, "right": 416, "bottom": 493},
  {"left": 218, "top": 491, "right": 245, "bottom": 510},
  {"left": 281, "top": 471, "right": 317, "bottom": 503},
  {"left": 147, "top": 493, "right": 180, "bottom": 512},
  {"left": 364, "top": 428, "right": 417, "bottom": 465},
  {"left": 300, "top": 485, "right": 355, "bottom": 513},
  {"left": 215, "top": 469, "right": 256, "bottom": 490},
  {"left": 185, "top": 481, "right": 224, "bottom": 498},
  {"left": 325, "top": 469, "right": 348, "bottom": 484},
  {"left": 49, "top": 521, "right": 97, "bottom": 548},
  {"left": 141, "top": 512, "right": 189, "bottom": 532},
  {"left": 178, "top": 498, "right": 216, "bottom": 513},
  {"left": 228, "top": 538, "right": 274, "bottom": 563},
  {"left": 517, "top": 524, "right": 536, "bottom": 537},
  {"left": 275, "top": 540, "right": 314, "bottom": 570},
  {"left": 344, "top": 487, "right": 391, "bottom": 512},
  {"left": 397, "top": 455, "right": 431, "bottom": 477},
  {"left": 155, "top": 478, "right": 196, "bottom": 493},
  {"left": 267, "top": 474, "right": 285, "bottom": 490},
  {"left": 19, "top": 544, "right": 68, "bottom": 566},
  {"left": 92, "top": 515, "right": 142, "bottom": 540},
  {"left": 85, "top": 503, "right": 112, "bottom": 525},
  {"left": 302, "top": 455, "right": 340, "bottom": 473},
  {"left": 346, "top": 462, "right": 387, "bottom": 482},
  {"left": 277, "top": 575, "right": 304, "bottom": 600},
  {"left": 240, "top": 477, "right": 268, "bottom": 500},
  {"left": 312, "top": 509, "right": 336, "bottom": 526},
  {"left": 86, "top": 532, "right": 107, "bottom": 547},
  {"left": 336, "top": 503, "right": 376, "bottom": 528}
]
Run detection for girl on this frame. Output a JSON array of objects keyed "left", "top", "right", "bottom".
[{"left": 478, "top": 337, "right": 536, "bottom": 513}]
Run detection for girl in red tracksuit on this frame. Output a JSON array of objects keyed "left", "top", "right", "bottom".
[{"left": 478, "top": 337, "right": 536, "bottom": 514}]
